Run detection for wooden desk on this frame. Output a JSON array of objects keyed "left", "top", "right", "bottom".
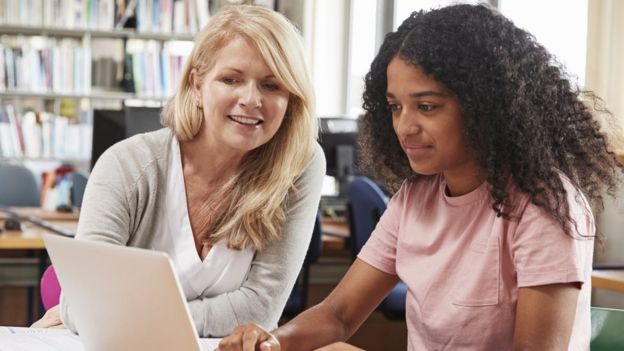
[
  {"left": 1, "top": 207, "right": 78, "bottom": 249},
  {"left": 0, "top": 207, "right": 79, "bottom": 222},
  {"left": 592, "top": 270, "right": 624, "bottom": 293},
  {"left": 0, "top": 208, "right": 78, "bottom": 325},
  {"left": 0, "top": 221, "right": 78, "bottom": 249},
  {"left": 321, "top": 217, "right": 350, "bottom": 254}
]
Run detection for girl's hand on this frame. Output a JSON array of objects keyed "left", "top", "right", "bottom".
[
  {"left": 31, "top": 305, "right": 65, "bottom": 329},
  {"left": 217, "top": 324, "right": 280, "bottom": 351},
  {"left": 314, "top": 342, "right": 365, "bottom": 351}
]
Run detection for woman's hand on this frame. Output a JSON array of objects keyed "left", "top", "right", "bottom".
[
  {"left": 31, "top": 305, "right": 65, "bottom": 329},
  {"left": 217, "top": 324, "right": 280, "bottom": 351}
]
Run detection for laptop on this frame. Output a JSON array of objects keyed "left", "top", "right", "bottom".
[{"left": 43, "top": 234, "right": 219, "bottom": 351}]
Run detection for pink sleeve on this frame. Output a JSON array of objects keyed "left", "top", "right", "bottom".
[
  {"left": 511, "top": 185, "right": 595, "bottom": 288},
  {"left": 357, "top": 183, "right": 407, "bottom": 276}
]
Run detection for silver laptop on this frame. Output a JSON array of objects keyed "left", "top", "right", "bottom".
[{"left": 43, "top": 234, "right": 216, "bottom": 351}]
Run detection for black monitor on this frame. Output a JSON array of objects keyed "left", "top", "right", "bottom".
[
  {"left": 91, "top": 107, "right": 162, "bottom": 169},
  {"left": 318, "top": 117, "right": 359, "bottom": 199},
  {"left": 124, "top": 106, "right": 162, "bottom": 137},
  {"left": 319, "top": 117, "right": 359, "bottom": 179}
]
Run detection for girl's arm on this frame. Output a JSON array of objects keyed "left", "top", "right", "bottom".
[
  {"left": 217, "top": 259, "right": 400, "bottom": 351},
  {"left": 513, "top": 283, "right": 580, "bottom": 351}
]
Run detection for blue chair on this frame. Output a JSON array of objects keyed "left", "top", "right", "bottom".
[
  {"left": 0, "top": 164, "right": 40, "bottom": 206},
  {"left": 591, "top": 307, "right": 624, "bottom": 350},
  {"left": 71, "top": 171, "right": 88, "bottom": 207},
  {"left": 282, "top": 213, "right": 323, "bottom": 318},
  {"left": 347, "top": 176, "right": 407, "bottom": 320}
]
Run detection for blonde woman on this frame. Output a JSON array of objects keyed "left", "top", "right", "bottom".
[{"left": 33, "top": 5, "right": 325, "bottom": 337}]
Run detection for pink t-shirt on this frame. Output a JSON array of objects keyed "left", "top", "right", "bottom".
[{"left": 358, "top": 174, "right": 594, "bottom": 350}]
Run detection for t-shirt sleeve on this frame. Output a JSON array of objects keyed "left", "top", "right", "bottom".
[
  {"left": 511, "top": 184, "right": 595, "bottom": 288},
  {"left": 357, "top": 182, "right": 407, "bottom": 276}
]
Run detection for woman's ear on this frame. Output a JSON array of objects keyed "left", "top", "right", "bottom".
[{"left": 189, "top": 68, "right": 202, "bottom": 100}]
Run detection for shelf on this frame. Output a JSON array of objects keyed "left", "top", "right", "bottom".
[
  {"left": 0, "top": 24, "right": 194, "bottom": 41},
  {"left": 0, "top": 157, "right": 90, "bottom": 165},
  {"left": 0, "top": 90, "right": 169, "bottom": 102}
]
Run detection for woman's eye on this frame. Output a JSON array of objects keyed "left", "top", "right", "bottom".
[
  {"left": 418, "top": 104, "right": 436, "bottom": 112},
  {"left": 262, "top": 83, "right": 280, "bottom": 91},
  {"left": 222, "top": 77, "right": 239, "bottom": 85}
]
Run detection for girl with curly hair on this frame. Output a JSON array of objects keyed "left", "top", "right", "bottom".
[{"left": 217, "top": 4, "right": 623, "bottom": 350}]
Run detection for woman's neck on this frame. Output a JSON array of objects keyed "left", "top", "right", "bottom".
[{"left": 179, "top": 136, "right": 244, "bottom": 187}]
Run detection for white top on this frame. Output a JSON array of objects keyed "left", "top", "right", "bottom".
[{"left": 151, "top": 137, "right": 254, "bottom": 300}]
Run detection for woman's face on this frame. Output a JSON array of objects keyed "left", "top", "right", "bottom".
[
  {"left": 191, "top": 36, "right": 290, "bottom": 155},
  {"left": 386, "top": 56, "right": 480, "bottom": 179}
]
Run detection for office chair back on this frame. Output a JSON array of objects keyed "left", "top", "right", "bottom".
[
  {"left": 591, "top": 306, "right": 624, "bottom": 350},
  {"left": 282, "top": 213, "right": 323, "bottom": 318},
  {"left": 71, "top": 172, "right": 88, "bottom": 207},
  {"left": 347, "top": 176, "right": 406, "bottom": 320},
  {"left": 0, "top": 164, "right": 40, "bottom": 206},
  {"left": 347, "top": 176, "right": 389, "bottom": 258}
]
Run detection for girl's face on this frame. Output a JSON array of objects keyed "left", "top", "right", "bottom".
[{"left": 386, "top": 56, "right": 481, "bottom": 184}]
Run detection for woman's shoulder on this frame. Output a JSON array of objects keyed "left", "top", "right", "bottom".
[
  {"left": 297, "top": 141, "right": 327, "bottom": 179},
  {"left": 100, "top": 128, "right": 172, "bottom": 166},
  {"left": 92, "top": 128, "right": 173, "bottom": 182}
]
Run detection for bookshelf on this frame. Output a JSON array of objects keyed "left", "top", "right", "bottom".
[{"left": 0, "top": 0, "right": 207, "bottom": 165}]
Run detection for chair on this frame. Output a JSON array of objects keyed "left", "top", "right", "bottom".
[
  {"left": 282, "top": 213, "right": 323, "bottom": 318},
  {"left": 591, "top": 306, "right": 624, "bottom": 350},
  {"left": 40, "top": 265, "right": 62, "bottom": 311},
  {"left": 71, "top": 171, "right": 88, "bottom": 207},
  {"left": 347, "top": 176, "right": 407, "bottom": 320},
  {"left": 0, "top": 164, "right": 40, "bottom": 206}
]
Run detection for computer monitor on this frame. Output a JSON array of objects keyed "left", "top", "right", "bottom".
[
  {"left": 124, "top": 106, "right": 162, "bottom": 137},
  {"left": 91, "top": 107, "right": 162, "bottom": 169},
  {"left": 91, "top": 109, "right": 125, "bottom": 170},
  {"left": 319, "top": 117, "right": 359, "bottom": 179}
]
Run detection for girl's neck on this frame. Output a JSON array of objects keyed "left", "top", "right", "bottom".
[{"left": 443, "top": 167, "right": 485, "bottom": 197}]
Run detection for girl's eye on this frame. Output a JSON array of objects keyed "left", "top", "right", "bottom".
[
  {"left": 387, "top": 103, "right": 401, "bottom": 112},
  {"left": 418, "top": 104, "right": 436, "bottom": 112}
]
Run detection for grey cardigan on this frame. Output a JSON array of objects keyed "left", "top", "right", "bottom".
[{"left": 60, "top": 128, "right": 326, "bottom": 337}]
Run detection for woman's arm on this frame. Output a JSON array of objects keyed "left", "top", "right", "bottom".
[
  {"left": 513, "top": 283, "right": 580, "bottom": 351},
  {"left": 58, "top": 143, "right": 140, "bottom": 332},
  {"left": 188, "top": 145, "right": 326, "bottom": 337},
  {"left": 217, "top": 259, "right": 400, "bottom": 351}
]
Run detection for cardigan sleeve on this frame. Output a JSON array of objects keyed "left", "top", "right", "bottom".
[{"left": 187, "top": 143, "right": 326, "bottom": 337}]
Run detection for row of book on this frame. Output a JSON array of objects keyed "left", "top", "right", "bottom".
[
  {"left": 0, "top": 36, "right": 91, "bottom": 94},
  {"left": 0, "top": 36, "right": 191, "bottom": 97},
  {"left": 136, "top": 0, "right": 210, "bottom": 35},
  {"left": 0, "top": 0, "right": 210, "bottom": 35},
  {"left": 125, "top": 39, "right": 192, "bottom": 97},
  {"left": 0, "top": 104, "right": 92, "bottom": 161},
  {"left": 0, "top": 0, "right": 116, "bottom": 30}
]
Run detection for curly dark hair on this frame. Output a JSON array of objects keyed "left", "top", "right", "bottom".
[{"left": 360, "top": 4, "right": 623, "bottom": 238}]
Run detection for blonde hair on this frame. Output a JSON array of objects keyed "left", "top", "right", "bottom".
[{"left": 161, "top": 5, "right": 317, "bottom": 250}]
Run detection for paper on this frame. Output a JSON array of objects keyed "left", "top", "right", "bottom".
[
  {"left": 0, "top": 327, "right": 83, "bottom": 351},
  {"left": 0, "top": 327, "right": 221, "bottom": 351}
]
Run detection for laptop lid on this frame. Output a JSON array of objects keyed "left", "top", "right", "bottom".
[{"left": 43, "top": 234, "right": 202, "bottom": 351}]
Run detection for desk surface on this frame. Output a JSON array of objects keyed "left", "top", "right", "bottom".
[
  {"left": 592, "top": 270, "right": 624, "bottom": 293},
  {"left": 0, "top": 220, "right": 77, "bottom": 249},
  {"left": 1, "top": 207, "right": 78, "bottom": 249},
  {"left": 0, "top": 207, "right": 79, "bottom": 221},
  {"left": 1, "top": 209, "right": 349, "bottom": 252}
]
